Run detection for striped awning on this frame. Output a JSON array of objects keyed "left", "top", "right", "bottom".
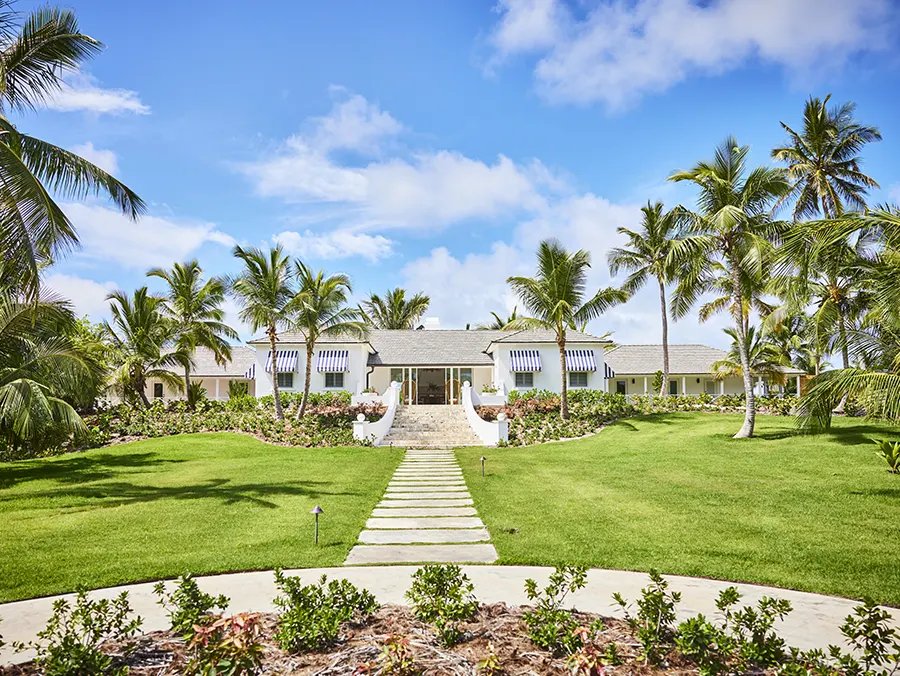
[
  {"left": 565, "top": 349, "right": 597, "bottom": 372},
  {"left": 244, "top": 363, "right": 256, "bottom": 380},
  {"left": 316, "top": 349, "right": 349, "bottom": 373},
  {"left": 265, "top": 350, "right": 298, "bottom": 373},
  {"left": 604, "top": 363, "right": 616, "bottom": 379},
  {"left": 509, "top": 349, "right": 542, "bottom": 372}
]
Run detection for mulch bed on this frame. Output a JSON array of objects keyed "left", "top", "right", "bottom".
[{"left": 4, "top": 603, "right": 703, "bottom": 675}]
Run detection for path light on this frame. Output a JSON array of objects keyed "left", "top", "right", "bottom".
[
  {"left": 480, "top": 456, "right": 486, "bottom": 477},
  {"left": 310, "top": 505, "right": 324, "bottom": 544}
]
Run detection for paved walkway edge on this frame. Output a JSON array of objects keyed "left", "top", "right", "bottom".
[{"left": 2, "top": 565, "right": 897, "bottom": 664}]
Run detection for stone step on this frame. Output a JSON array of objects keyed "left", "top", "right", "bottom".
[
  {"left": 385, "top": 486, "right": 470, "bottom": 494},
  {"left": 358, "top": 528, "right": 489, "bottom": 544},
  {"left": 377, "top": 498, "right": 473, "bottom": 507},
  {"left": 365, "top": 516, "right": 484, "bottom": 529},
  {"left": 385, "top": 491, "right": 473, "bottom": 500},
  {"left": 388, "top": 482, "right": 466, "bottom": 489},
  {"left": 371, "top": 506, "right": 477, "bottom": 517},
  {"left": 344, "top": 544, "right": 498, "bottom": 565},
  {"left": 382, "top": 440, "right": 481, "bottom": 447}
]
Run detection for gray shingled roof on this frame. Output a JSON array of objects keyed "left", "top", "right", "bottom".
[
  {"left": 605, "top": 344, "right": 804, "bottom": 376},
  {"left": 165, "top": 346, "right": 256, "bottom": 378},
  {"left": 488, "top": 329, "right": 610, "bottom": 345}
]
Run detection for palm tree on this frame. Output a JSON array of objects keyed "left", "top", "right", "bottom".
[
  {"left": 711, "top": 326, "right": 788, "bottom": 388},
  {"left": 0, "top": 4, "right": 144, "bottom": 297},
  {"left": 360, "top": 288, "right": 430, "bottom": 329},
  {"left": 476, "top": 307, "right": 521, "bottom": 330},
  {"left": 103, "top": 287, "right": 185, "bottom": 407},
  {"left": 508, "top": 239, "right": 627, "bottom": 420},
  {"left": 228, "top": 246, "right": 294, "bottom": 421},
  {"left": 608, "top": 201, "right": 694, "bottom": 395},
  {"left": 670, "top": 137, "right": 790, "bottom": 438},
  {"left": 148, "top": 260, "right": 237, "bottom": 401},
  {"left": 290, "top": 261, "right": 367, "bottom": 417},
  {"left": 772, "top": 95, "right": 881, "bottom": 220}
]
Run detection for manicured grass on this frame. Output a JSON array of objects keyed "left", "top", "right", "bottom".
[
  {"left": 458, "top": 414, "right": 900, "bottom": 605},
  {"left": 0, "top": 433, "right": 400, "bottom": 602}
]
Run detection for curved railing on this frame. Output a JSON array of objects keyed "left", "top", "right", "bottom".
[
  {"left": 461, "top": 381, "right": 508, "bottom": 446},
  {"left": 353, "top": 381, "right": 400, "bottom": 446}
]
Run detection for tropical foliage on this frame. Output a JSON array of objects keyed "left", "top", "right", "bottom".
[{"left": 360, "top": 287, "right": 430, "bottom": 329}]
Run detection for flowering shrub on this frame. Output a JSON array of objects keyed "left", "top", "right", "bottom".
[{"left": 186, "top": 613, "right": 264, "bottom": 676}]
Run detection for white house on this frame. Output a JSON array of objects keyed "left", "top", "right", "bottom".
[
  {"left": 247, "top": 328, "right": 613, "bottom": 405},
  {"left": 143, "top": 346, "right": 257, "bottom": 402}
]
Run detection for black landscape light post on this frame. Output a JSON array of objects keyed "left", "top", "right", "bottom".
[
  {"left": 480, "top": 456, "right": 486, "bottom": 477},
  {"left": 311, "top": 505, "right": 323, "bottom": 544}
]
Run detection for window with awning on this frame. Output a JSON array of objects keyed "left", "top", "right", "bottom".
[
  {"left": 316, "top": 349, "right": 349, "bottom": 372},
  {"left": 565, "top": 349, "right": 597, "bottom": 372},
  {"left": 244, "top": 363, "right": 256, "bottom": 380},
  {"left": 265, "top": 350, "right": 298, "bottom": 373},
  {"left": 509, "top": 349, "right": 542, "bottom": 372}
]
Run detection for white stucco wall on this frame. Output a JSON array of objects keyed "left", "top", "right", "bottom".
[
  {"left": 608, "top": 374, "right": 747, "bottom": 396},
  {"left": 253, "top": 343, "right": 370, "bottom": 397},
  {"left": 144, "top": 377, "right": 256, "bottom": 402},
  {"left": 493, "top": 343, "right": 608, "bottom": 394}
]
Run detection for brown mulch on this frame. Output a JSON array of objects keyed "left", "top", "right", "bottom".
[{"left": 4, "top": 603, "right": 704, "bottom": 675}]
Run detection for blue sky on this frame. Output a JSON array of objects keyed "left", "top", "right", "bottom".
[{"left": 17, "top": 0, "right": 900, "bottom": 347}]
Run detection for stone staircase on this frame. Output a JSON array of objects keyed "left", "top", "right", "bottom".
[{"left": 380, "top": 405, "right": 481, "bottom": 448}]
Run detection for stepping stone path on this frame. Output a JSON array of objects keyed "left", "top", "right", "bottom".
[{"left": 344, "top": 449, "right": 498, "bottom": 565}]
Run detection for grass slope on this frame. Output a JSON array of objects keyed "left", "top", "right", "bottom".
[
  {"left": 0, "top": 433, "right": 400, "bottom": 602},
  {"left": 458, "top": 414, "right": 900, "bottom": 605}
]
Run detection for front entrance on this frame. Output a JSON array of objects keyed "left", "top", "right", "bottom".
[
  {"left": 391, "top": 367, "right": 475, "bottom": 405},
  {"left": 417, "top": 368, "right": 446, "bottom": 405}
]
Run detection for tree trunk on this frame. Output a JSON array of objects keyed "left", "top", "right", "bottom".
[
  {"left": 558, "top": 333, "right": 569, "bottom": 420},
  {"left": 730, "top": 263, "right": 756, "bottom": 438},
  {"left": 658, "top": 277, "right": 669, "bottom": 397},
  {"left": 833, "top": 309, "right": 851, "bottom": 413},
  {"left": 137, "top": 374, "right": 150, "bottom": 408},
  {"left": 184, "top": 364, "right": 192, "bottom": 409},
  {"left": 269, "top": 331, "right": 284, "bottom": 421},
  {"left": 299, "top": 343, "right": 314, "bottom": 418}
]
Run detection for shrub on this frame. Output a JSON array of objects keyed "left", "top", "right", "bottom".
[
  {"left": 478, "top": 641, "right": 503, "bottom": 675},
  {"left": 874, "top": 440, "right": 900, "bottom": 474},
  {"left": 481, "top": 384, "right": 499, "bottom": 394},
  {"left": 406, "top": 564, "right": 478, "bottom": 647},
  {"left": 153, "top": 573, "right": 230, "bottom": 637},
  {"left": 272, "top": 571, "right": 378, "bottom": 652},
  {"left": 227, "top": 380, "right": 249, "bottom": 398},
  {"left": 14, "top": 589, "right": 142, "bottom": 676},
  {"left": 186, "top": 612, "right": 264, "bottom": 676},
  {"left": 377, "top": 633, "right": 420, "bottom": 675},
  {"left": 675, "top": 614, "right": 732, "bottom": 676},
  {"left": 523, "top": 565, "right": 593, "bottom": 656},
  {"left": 613, "top": 569, "right": 681, "bottom": 663}
]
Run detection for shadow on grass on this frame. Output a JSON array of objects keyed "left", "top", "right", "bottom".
[
  {"left": 849, "top": 487, "right": 900, "bottom": 499},
  {"left": 0, "top": 478, "right": 362, "bottom": 510},
  {"left": 751, "top": 424, "right": 888, "bottom": 447},
  {"left": 0, "top": 452, "right": 184, "bottom": 490}
]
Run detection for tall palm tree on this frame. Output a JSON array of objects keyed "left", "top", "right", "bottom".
[
  {"left": 607, "top": 201, "right": 693, "bottom": 395},
  {"left": 290, "top": 261, "right": 367, "bottom": 417},
  {"left": 148, "top": 260, "right": 237, "bottom": 400},
  {"left": 360, "top": 287, "right": 430, "bottom": 329},
  {"left": 476, "top": 307, "right": 521, "bottom": 330},
  {"left": 772, "top": 95, "right": 881, "bottom": 220},
  {"left": 228, "top": 246, "right": 294, "bottom": 421},
  {"left": 508, "top": 239, "right": 627, "bottom": 420},
  {"left": 670, "top": 137, "right": 790, "bottom": 438},
  {"left": 103, "top": 287, "right": 185, "bottom": 407},
  {"left": 0, "top": 4, "right": 144, "bottom": 297},
  {"left": 711, "top": 326, "right": 788, "bottom": 388}
]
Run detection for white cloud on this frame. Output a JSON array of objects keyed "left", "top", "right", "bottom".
[
  {"left": 62, "top": 203, "right": 235, "bottom": 269},
  {"left": 69, "top": 142, "right": 118, "bottom": 174},
  {"left": 45, "top": 73, "right": 150, "bottom": 115},
  {"left": 488, "top": 0, "right": 892, "bottom": 109},
  {"left": 43, "top": 273, "right": 116, "bottom": 319},
  {"left": 311, "top": 91, "right": 403, "bottom": 153},
  {"left": 274, "top": 229, "right": 393, "bottom": 262}
]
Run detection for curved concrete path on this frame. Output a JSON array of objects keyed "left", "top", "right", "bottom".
[{"left": 3, "top": 566, "right": 896, "bottom": 665}]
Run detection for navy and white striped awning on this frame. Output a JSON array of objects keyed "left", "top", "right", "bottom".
[
  {"left": 565, "top": 349, "right": 597, "bottom": 372},
  {"left": 316, "top": 349, "right": 349, "bottom": 373},
  {"left": 265, "top": 350, "right": 298, "bottom": 373},
  {"left": 509, "top": 349, "right": 542, "bottom": 372},
  {"left": 244, "top": 363, "right": 256, "bottom": 380},
  {"left": 604, "top": 363, "right": 616, "bottom": 379}
]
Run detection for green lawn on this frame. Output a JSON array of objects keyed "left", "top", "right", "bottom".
[
  {"left": 0, "top": 433, "right": 400, "bottom": 602},
  {"left": 458, "top": 414, "right": 900, "bottom": 605}
]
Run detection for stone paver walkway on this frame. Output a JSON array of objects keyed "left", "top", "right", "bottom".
[
  {"left": 3, "top": 566, "right": 897, "bottom": 665},
  {"left": 344, "top": 448, "right": 498, "bottom": 565}
]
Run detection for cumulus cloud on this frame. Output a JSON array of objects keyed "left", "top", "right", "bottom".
[
  {"left": 488, "top": 0, "right": 892, "bottom": 109},
  {"left": 274, "top": 229, "right": 394, "bottom": 262},
  {"left": 69, "top": 142, "right": 119, "bottom": 174},
  {"left": 44, "top": 73, "right": 150, "bottom": 115},
  {"left": 42, "top": 273, "right": 117, "bottom": 319},
  {"left": 62, "top": 203, "right": 235, "bottom": 269}
]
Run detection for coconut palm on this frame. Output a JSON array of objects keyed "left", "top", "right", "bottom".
[
  {"left": 670, "top": 137, "right": 790, "bottom": 438},
  {"left": 0, "top": 4, "right": 144, "bottom": 297},
  {"left": 508, "top": 239, "right": 627, "bottom": 420},
  {"left": 711, "top": 326, "right": 788, "bottom": 388},
  {"left": 607, "top": 201, "right": 695, "bottom": 395},
  {"left": 360, "top": 287, "right": 430, "bottom": 329},
  {"left": 148, "top": 260, "right": 237, "bottom": 402},
  {"left": 290, "top": 261, "right": 367, "bottom": 417},
  {"left": 103, "top": 287, "right": 185, "bottom": 408},
  {"left": 228, "top": 246, "right": 294, "bottom": 421},
  {"left": 772, "top": 95, "right": 881, "bottom": 220},
  {"left": 476, "top": 307, "right": 521, "bottom": 330}
]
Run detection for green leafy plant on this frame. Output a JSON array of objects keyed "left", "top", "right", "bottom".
[
  {"left": 874, "top": 440, "right": 900, "bottom": 474},
  {"left": 675, "top": 614, "right": 732, "bottom": 676},
  {"left": 481, "top": 384, "right": 499, "bottom": 394},
  {"left": 478, "top": 641, "right": 503, "bottom": 675},
  {"left": 153, "top": 573, "right": 230, "bottom": 637},
  {"left": 273, "top": 570, "right": 378, "bottom": 653},
  {"left": 613, "top": 569, "right": 681, "bottom": 663},
  {"left": 406, "top": 564, "right": 478, "bottom": 647},
  {"left": 13, "top": 589, "right": 142, "bottom": 676},
  {"left": 227, "top": 380, "right": 249, "bottom": 398},
  {"left": 652, "top": 370, "right": 664, "bottom": 394},
  {"left": 565, "top": 624, "right": 619, "bottom": 675},
  {"left": 186, "top": 612, "right": 264, "bottom": 676},
  {"left": 523, "top": 565, "right": 591, "bottom": 655},
  {"left": 377, "top": 633, "right": 420, "bottom": 675}
]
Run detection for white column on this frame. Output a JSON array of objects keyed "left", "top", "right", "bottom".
[
  {"left": 682, "top": 376, "right": 686, "bottom": 396},
  {"left": 720, "top": 380, "right": 725, "bottom": 396},
  {"left": 215, "top": 379, "right": 220, "bottom": 401},
  {"left": 757, "top": 376, "right": 763, "bottom": 395},
  {"left": 643, "top": 376, "right": 648, "bottom": 394},
  {"left": 796, "top": 375, "right": 801, "bottom": 396}
]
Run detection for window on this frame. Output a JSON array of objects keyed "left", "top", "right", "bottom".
[
  {"left": 153, "top": 383, "right": 163, "bottom": 399},
  {"left": 669, "top": 380, "right": 678, "bottom": 395},
  {"left": 390, "top": 368, "right": 404, "bottom": 384},
  {"left": 276, "top": 372, "right": 294, "bottom": 389},
  {"left": 569, "top": 372, "right": 588, "bottom": 388},
  {"left": 615, "top": 380, "right": 626, "bottom": 395},
  {"left": 704, "top": 379, "right": 718, "bottom": 395},
  {"left": 325, "top": 372, "right": 344, "bottom": 389},
  {"left": 459, "top": 368, "right": 473, "bottom": 385},
  {"left": 514, "top": 372, "right": 534, "bottom": 388}
]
